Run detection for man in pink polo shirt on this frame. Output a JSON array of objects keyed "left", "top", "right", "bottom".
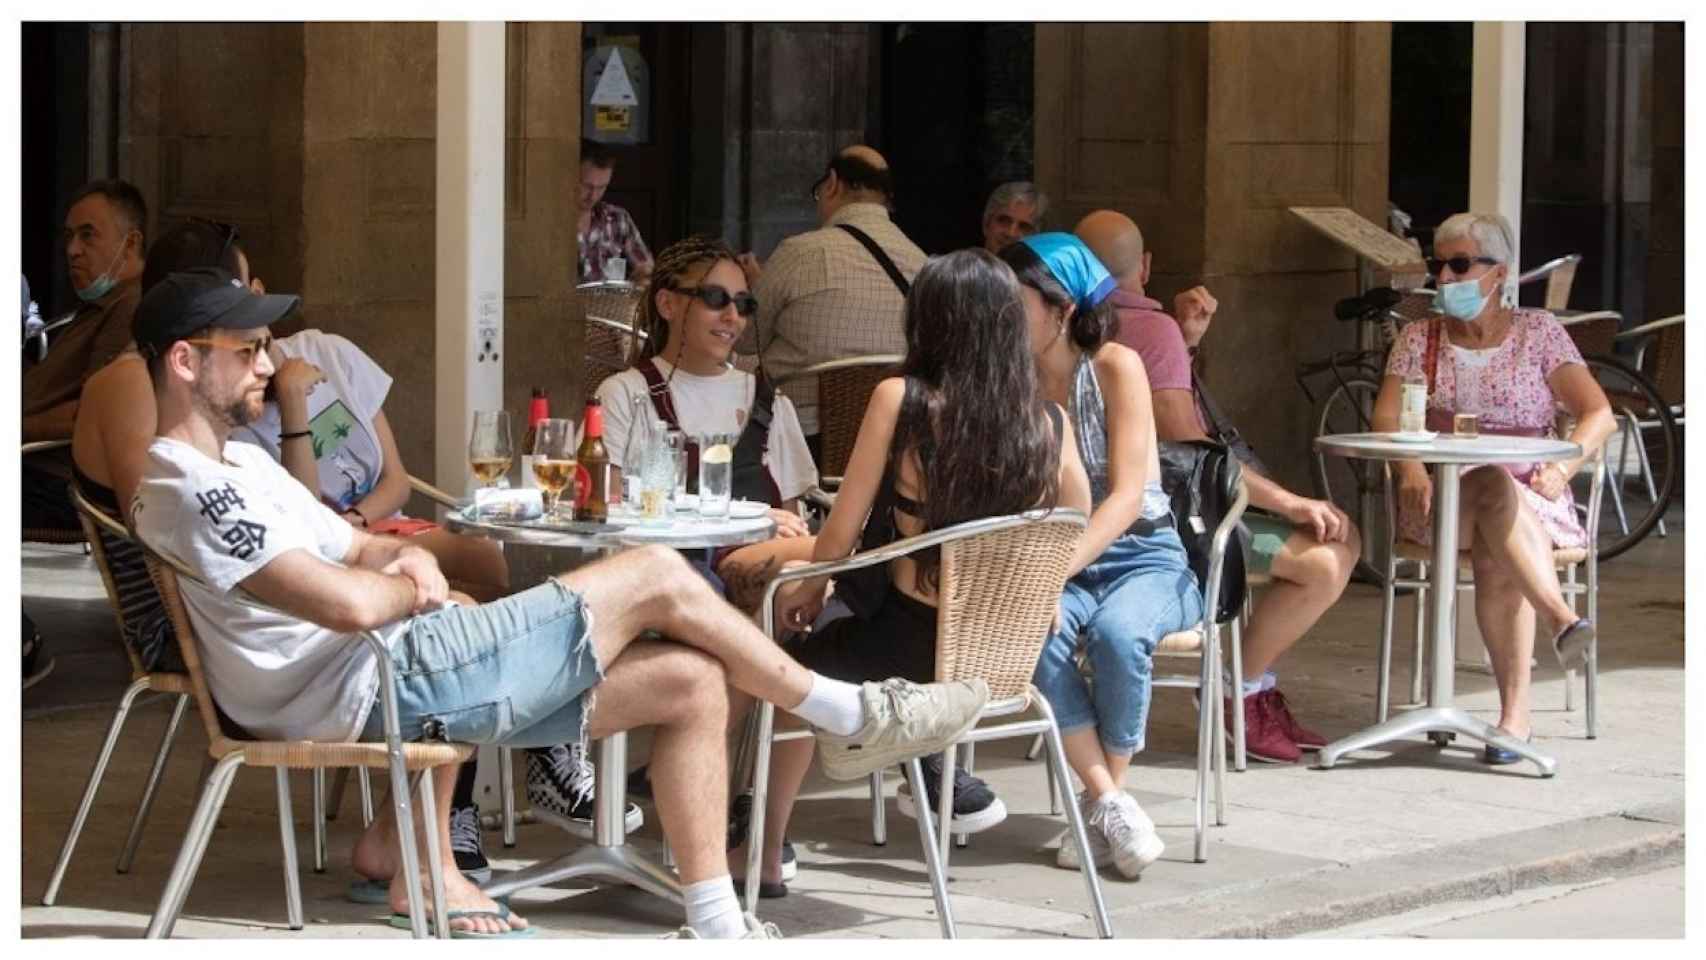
[{"left": 1077, "top": 210, "right": 1360, "bottom": 765}]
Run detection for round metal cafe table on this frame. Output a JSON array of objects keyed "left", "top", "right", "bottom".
[
  {"left": 1312, "top": 432, "right": 1579, "bottom": 777},
  {"left": 446, "top": 503, "right": 775, "bottom": 904}
]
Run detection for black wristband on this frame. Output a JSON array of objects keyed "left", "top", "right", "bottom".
[{"left": 280, "top": 430, "right": 311, "bottom": 441}]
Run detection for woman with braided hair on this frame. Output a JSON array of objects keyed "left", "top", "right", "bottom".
[{"left": 593, "top": 236, "right": 819, "bottom": 613}]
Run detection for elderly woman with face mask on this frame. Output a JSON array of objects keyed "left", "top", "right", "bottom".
[{"left": 1372, "top": 212, "right": 1615, "bottom": 764}]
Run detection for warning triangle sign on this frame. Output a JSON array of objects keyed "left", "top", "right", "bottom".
[{"left": 589, "top": 49, "right": 638, "bottom": 107}]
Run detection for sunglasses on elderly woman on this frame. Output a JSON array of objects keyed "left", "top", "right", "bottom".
[
  {"left": 670, "top": 283, "right": 759, "bottom": 318},
  {"left": 1426, "top": 255, "right": 1500, "bottom": 277}
]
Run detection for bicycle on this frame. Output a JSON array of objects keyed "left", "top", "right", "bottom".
[{"left": 1296, "top": 289, "right": 1677, "bottom": 564}]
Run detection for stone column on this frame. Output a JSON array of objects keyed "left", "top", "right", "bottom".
[{"left": 1037, "top": 23, "right": 1391, "bottom": 492}]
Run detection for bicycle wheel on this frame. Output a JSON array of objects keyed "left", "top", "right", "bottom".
[
  {"left": 1311, "top": 375, "right": 1390, "bottom": 575},
  {"left": 1578, "top": 355, "right": 1679, "bottom": 561}
]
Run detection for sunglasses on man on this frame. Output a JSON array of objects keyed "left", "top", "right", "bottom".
[
  {"left": 188, "top": 217, "right": 242, "bottom": 263},
  {"left": 670, "top": 283, "right": 759, "bottom": 318},
  {"left": 1426, "top": 255, "right": 1500, "bottom": 277}
]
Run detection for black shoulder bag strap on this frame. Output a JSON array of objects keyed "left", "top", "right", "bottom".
[
  {"left": 836, "top": 224, "right": 911, "bottom": 296},
  {"left": 1192, "top": 372, "right": 1269, "bottom": 478}
]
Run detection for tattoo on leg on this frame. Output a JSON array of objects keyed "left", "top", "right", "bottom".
[{"left": 720, "top": 555, "right": 782, "bottom": 614}]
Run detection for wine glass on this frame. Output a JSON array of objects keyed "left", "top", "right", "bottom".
[
  {"left": 468, "top": 411, "right": 513, "bottom": 515},
  {"left": 530, "top": 418, "right": 577, "bottom": 518}
]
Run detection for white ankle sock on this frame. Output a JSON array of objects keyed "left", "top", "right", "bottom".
[
  {"left": 1240, "top": 677, "right": 1264, "bottom": 699},
  {"left": 791, "top": 673, "right": 864, "bottom": 736},
  {"left": 683, "top": 875, "right": 746, "bottom": 939},
  {"left": 1260, "top": 670, "right": 1278, "bottom": 691}
]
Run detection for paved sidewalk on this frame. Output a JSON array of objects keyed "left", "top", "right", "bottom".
[{"left": 19, "top": 511, "right": 1685, "bottom": 939}]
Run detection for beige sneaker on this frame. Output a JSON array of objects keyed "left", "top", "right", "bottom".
[
  {"left": 666, "top": 913, "right": 783, "bottom": 939},
  {"left": 1055, "top": 790, "right": 1113, "bottom": 870},
  {"left": 816, "top": 678, "right": 990, "bottom": 782}
]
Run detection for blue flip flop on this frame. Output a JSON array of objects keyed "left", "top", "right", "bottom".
[
  {"left": 349, "top": 871, "right": 500, "bottom": 906},
  {"left": 387, "top": 901, "right": 535, "bottom": 939}
]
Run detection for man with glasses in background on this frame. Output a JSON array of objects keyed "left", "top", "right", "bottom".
[
  {"left": 979, "top": 181, "right": 1047, "bottom": 253},
  {"left": 733, "top": 145, "right": 925, "bottom": 461}
]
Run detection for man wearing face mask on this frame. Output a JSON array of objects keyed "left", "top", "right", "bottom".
[{"left": 22, "top": 179, "right": 149, "bottom": 532}]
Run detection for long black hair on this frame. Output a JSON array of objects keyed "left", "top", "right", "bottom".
[
  {"left": 998, "top": 241, "right": 1115, "bottom": 352},
  {"left": 893, "top": 248, "right": 1061, "bottom": 593}
]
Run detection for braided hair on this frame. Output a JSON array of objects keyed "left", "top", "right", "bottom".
[{"left": 635, "top": 235, "right": 740, "bottom": 362}]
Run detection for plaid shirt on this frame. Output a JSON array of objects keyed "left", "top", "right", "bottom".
[
  {"left": 740, "top": 203, "right": 925, "bottom": 435},
  {"left": 577, "top": 201, "right": 654, "bottom": 283}
]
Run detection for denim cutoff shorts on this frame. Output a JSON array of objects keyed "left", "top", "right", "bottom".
[{"left": 358, "top": 579, "right": 603, "bottom": 750}]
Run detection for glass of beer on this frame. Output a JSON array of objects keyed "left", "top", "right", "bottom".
[
  {"left": 468, "top": 410, "right": 513, "bottom": 515},
  {"left": 530, "top": 417, "right": 577, "bottom": 517}
]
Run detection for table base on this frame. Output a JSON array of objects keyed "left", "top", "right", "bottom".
[
  {"left": 482, "top": 838, "right": 683, "bottom": 902},
  {"left": 1315, "top": 706, "right": 1557, "bottom": 777}
]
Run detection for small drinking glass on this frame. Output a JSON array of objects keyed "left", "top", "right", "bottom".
[
  {"left": 530, "top": 418, "right": 577, "bottom": 517},
  {"left": 1452, "top": 413, "right": 1480, "bottom": 437},
  {"left": 698, "top": 432, "right": 735, "bottom": 520},
  {"left": 666, "top": 430, "right": 689, "bottom": 504},
  {"left": 468, "top": 411, "right": 513, "bottom": 515},
  {"left": 606, "top": 256, "right": 627, "bottom": 283}
]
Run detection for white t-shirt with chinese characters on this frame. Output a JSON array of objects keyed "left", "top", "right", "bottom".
[
  {"left": 132, "top": 437, "right": 404, "bottom": 743},
  {"left": 593, "top": 358, "right": 819, "bottom": 501},
  {"left": 238, "top": 329, "right": 395, "bottom": 516}
]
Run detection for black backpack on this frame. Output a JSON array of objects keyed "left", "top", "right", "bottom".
[{"left": 1158, "top": 439, "right": 1248, "bottom": 624}]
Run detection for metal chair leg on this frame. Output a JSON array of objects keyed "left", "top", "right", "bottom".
[
  {"left": 1036, "top": 698, "right": 1113, "bottom": 938},
  {"left": 1229, "top": 615, "right": 1246, "bottom": 771},
  {"left": 117, "top": 693, "right": 191, "bottom": 875},
  {"left": 743, "top": 702, "right": 776, "bottom": 913},
  {"left": 275, "top": 769, "right": 305, "bottom": 930},
  {"left": 1211, "top": 627, "right": 1227, "bottom": 828},
  {"left": 1564, "top": 564, "right": 1580, "bottom": 713},
  {"left": 1586, "top": 553, "right": 1599, "bottom": 739},
  {"left": 1377, "top": 563, "right": 1398, "bottom": 724},
  {"left": 418, "top": 770, "right": 452, "bottom": 939},
  {"left": 904, "top": 756, "right": 958, "bottom": 938},
  {"left": 44, "top": 676, "right": 153, "bottom": 904},
  {"left": 1192, "top": 636, "right": 1214, "bottom": 862},
  {"left": 358, "top": 767, "right": 375, "bottom": 828},
  {"left": 1410, "top": 565, "right": 1428, "bottom": 705},
  {"left": 954, "top": 743, "right": 973, "bottom": 849},
  {"left": 935, "top": 746, "right": 956, "bottom": 867},
  {"left": 312, "top": 768, "right": 328, "bottom": 873},
  {"left": 146, "top": 752, "right": 244, "bottom": 938},
  {"left": 869, "top": 768, "right": 887, "bottom": 846},
  {"left": 1024, "top": 733, "right": 1044, "bottom": 761},
  {"left": 326, "top": 768, "right": 350, "bottom": 823},
  {"left": 499, "top": 748, "right": 517, "bottom": 848}
]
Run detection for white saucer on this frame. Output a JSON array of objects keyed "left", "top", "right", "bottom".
[
  {"left": 1388, "top": 430, "right": 1439, "bottom": 443},
  {"left": 728, "top": 499, "right": 771, "bottom": 519}
]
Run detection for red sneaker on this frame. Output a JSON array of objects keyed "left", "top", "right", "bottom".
[
  {"left": 1229, "top": 691, "right": 1302, "bottom": 763},
  {"left": 1262, "top": 688, "right": 1327, "bottom": 750}
]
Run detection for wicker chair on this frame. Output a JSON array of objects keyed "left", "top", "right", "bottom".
[
  {"left": 120, "top": 517, "right": 474, "bottom": 938},
  {"left": 1619, "top": 314, "right": 1685, "bottom": 414},
  {"left": 22, "top": 439, "right": 88, "bottom": 545},
  {"left": 1375, "top": 444, "right": 1606, "bottom": 739},
  {"left": 1518, "top": 253, "right": 1583, "bottom": 312},
  {"left": 579, "top": 282, "right": 645, "bottom": 402},
  {"left": 1557, "top": 309, "right": 1624, "bottom": 357},
  {"left": 772, "top": 356, "right": 903, "bottom": 514},
  {"left": 741, "top": 510, "right": 1112, "bottom": 938}
]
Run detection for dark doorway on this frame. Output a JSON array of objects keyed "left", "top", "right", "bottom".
[
  {"left": 581, "top": 24, "right": 693, "bottom": 257},
  {"left": 875, "top": 23, "right": 1035, "bottom": 255},
  {"left": 21, "top": 22, "right": 96, "bottom": 321},
  {"left": 1388, "top": 22, "right": 1473, "bottom": 252}
]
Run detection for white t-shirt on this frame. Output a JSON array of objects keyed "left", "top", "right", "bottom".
[
  {"left": 594, "top": 359, "right": 819, "bottom": 501},
  {"left": 132, "top": 437, "right": 403, "bottom": 742},
  {"left": 238, "top": 329, "right": 395, "bottom": 516}
]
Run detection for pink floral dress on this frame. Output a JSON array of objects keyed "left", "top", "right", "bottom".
[{"left": 1384, "top": 308, "right": 1588, "bottom": 550}]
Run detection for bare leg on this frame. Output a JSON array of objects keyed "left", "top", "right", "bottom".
[
  {"left": 1060, "top": 727, "right": 1122, "bottom": 798},
  {"left": 1241, "top": 527, "right": 1359, "bottom": 680},
  {"left": 580, "top": 638, "right": 731, "bottom": 884},
  {"left": 412, "top": 528, "right": 510, "bottom": 603},
  {"left": 1459, "top": 468, "right": 1575, "bottom": 629},
  {"left": 558, "top": 546, "right": 816, "bottom": 714},
  {"left": 716, "top": 537, "right": 818, "bottom": 614},
  {"left": 353, "top": 765, "right": 527, "bottom": 936},
  {"left": 1471, "top": 539, "right": 1537, "bottom": 738},
  {"left": 727, "top": 716, "right": 813, "bottom": 885}
]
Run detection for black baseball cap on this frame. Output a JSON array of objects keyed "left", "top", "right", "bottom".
[{"left": 133, "top": 266, "right": 300, "bottom": 358}]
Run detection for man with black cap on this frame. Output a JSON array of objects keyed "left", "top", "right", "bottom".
[{"left": 128, "top": 268, "right": 990, "bottom": 938}]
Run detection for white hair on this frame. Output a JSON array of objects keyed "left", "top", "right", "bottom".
[
  {"left": 983, "top": 181, "right": 1048, "bottom": 226},
  {"left": 1435, "top": 211, "right": 1518, "bottom": 308}
]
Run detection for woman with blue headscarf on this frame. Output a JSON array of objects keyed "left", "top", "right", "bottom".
[{"left": 1000, "top": 234, "right": 1202, "bottom": 880}]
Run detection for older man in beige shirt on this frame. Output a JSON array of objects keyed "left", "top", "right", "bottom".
[{"left": 736, "top": 146, "right": 925, "bottom": 457}]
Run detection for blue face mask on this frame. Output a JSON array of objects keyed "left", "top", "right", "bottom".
[
  {"left": 1432, "top": 276, "right": 1491, "bottom": 321},
  {"left": 73, "top": 237, "right": 131, "bottom": 304}
]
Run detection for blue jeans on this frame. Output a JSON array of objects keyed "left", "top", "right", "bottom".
[
  {"left": 357, "top": 579, "right": 605, "bottom": 750},
  {"left": 1032, "top": 525, "right": 1202, "bottom": 755}
]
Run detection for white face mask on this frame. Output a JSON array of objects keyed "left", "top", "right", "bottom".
[{"left": 75, "top": 236, "right": 131, "bottom": 303}]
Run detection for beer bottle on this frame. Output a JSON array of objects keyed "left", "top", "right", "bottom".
[
  {"left": 520, "top": 387, "right": 549, "bottom": 488},
  {"left": 575, "top": 398, "right": 612, "bottom": 522}
]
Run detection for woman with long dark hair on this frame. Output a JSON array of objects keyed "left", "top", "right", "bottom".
[
  {"left": 730, "top": 248, "right": 1092, "bottom": 896},
  {"left": 1000, "top": 233, "right": 1201, "bottom": 880}
]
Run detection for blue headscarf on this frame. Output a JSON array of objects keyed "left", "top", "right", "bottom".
[{"left": 1018, "top": 233, "right": 1116, "bottom": 312}]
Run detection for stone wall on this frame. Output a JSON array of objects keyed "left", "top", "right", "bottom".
[
  {"left": 1037, "top": 22, "right": 1388, "bottom": 493},
  {"left": 120, "top": 22, "right": 581, "bottom": 499}
]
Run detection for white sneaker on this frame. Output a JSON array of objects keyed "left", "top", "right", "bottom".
[
  {"left": 1055, "top": 790, "right": 1112, "bottom": 870},
  {"left": 666, "top": 913, "right": 784, "bottom": 939},
  {"left": 816, "top": 678, "right": 989, "bottom": 782},
  {"left": 1090, "top": 791, "right": 1164, "bottom": 879}
]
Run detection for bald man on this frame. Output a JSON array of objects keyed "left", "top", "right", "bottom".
[
  {"left": 735, "top": 145, "right": 924, "bottom": 455},
  {"left": 1077, "top": 210, "right": 1359, "bottom": 765}
]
